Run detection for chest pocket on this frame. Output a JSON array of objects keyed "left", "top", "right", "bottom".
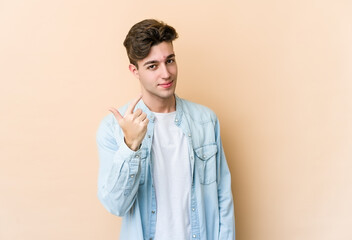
[
  {"left": 194, "top": 144, "right": 218, "bottom": 184},
  {"left": 139, "top": 148, "right": 148, "bottom": 185}
]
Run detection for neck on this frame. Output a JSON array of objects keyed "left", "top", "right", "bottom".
[{"left": 142, "top": 94, "right": 176, "bottom": 113}]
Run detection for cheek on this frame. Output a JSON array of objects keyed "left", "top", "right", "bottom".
[
  {"left": 140, "top": 73, "right": 157, "bottom": 84},
  {"left": 170, "top": 65, "right": 178, "bottom": 75},
  {"left": 138, "top": 71, "right": 151, "bottom": 79}
]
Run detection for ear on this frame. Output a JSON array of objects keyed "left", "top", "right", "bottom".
[{"left": 129, "top": 64, "right": 139, "bottom": 78}]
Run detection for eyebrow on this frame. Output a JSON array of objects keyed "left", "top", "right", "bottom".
[{"left": 143, "top": 54, "right": 176, "bottom": 67}]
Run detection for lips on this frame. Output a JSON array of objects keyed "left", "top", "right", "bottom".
[{"left": 158, "top": 80, "right": 174, "bottom": 89}]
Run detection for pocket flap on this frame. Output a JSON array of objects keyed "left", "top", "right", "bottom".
[{"left": 194, "top": 144, "right": 218, "bottom": 161}]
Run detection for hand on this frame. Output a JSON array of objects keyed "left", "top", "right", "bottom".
[{"left": 109, "top": 95, "right": 149, "bottom": 151}]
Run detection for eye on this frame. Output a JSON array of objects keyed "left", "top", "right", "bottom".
[
  {"left": 166, "top": 59, "right": 175, "bottom": 64},
  {"left": 147, "top": 64, "right": 157, "bottom": 70}
]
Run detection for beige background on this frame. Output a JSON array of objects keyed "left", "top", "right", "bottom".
[{"left": 1, "top": 0, "right": 352, "bottom": 239}]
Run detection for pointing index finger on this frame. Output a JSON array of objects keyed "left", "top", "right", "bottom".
[{"left": 126, "top": 95, "right": 142, "bottom": 114}]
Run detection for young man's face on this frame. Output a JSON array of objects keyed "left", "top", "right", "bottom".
[{"left": 130, "top": 41, "right": 177, "bottom": 105}]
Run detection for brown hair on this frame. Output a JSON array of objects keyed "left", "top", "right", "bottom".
[{"left": 123, "top": 19, "right": 178, "bottom": 68}]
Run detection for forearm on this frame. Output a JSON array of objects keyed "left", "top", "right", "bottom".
[{"left": 98, "top": 142, "right": 143, "bottom": 216}]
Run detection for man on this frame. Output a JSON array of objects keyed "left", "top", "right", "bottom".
[{"left": 97, "top": 19, "right": 235, "bottom": 240}]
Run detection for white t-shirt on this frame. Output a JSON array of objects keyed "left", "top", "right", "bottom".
[{"left": 151, "top": 111, "right": 191, "bottom": 240}]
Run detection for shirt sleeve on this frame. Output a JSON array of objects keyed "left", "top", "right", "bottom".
[
  {"left": 96, "top": 114, "right": 143, "bottom": 216},
  {"left": 215, "top": 119, "right": 236, "bottom": 240}
]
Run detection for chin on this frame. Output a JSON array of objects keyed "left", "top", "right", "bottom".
[
  {"left": 157, "top": 89, "right": 175, "bottom": 99},
  {"left": 160, "top": 93, "right": 175, "bottom": 99}
]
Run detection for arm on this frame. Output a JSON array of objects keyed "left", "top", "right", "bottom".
[
  {"left": 96, "top": 115, "right": 144, "bottom": 216},
  {"left": 97, "top": 96, "right": 149, "bottom": 216},
  {"left": 215, "top": 119, "right": 236, "bottom": 240}
]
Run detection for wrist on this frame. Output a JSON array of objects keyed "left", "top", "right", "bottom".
[{"left": 124, "top": 138, "right": 141, "bottom": 151}]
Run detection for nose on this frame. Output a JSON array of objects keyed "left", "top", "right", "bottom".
[{"left": 160, "top": 64, "right": 171, "bottom": 79}]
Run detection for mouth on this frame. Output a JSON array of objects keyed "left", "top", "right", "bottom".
[{"left": 158, "top": 80, "right": 174, "bottom": 89}]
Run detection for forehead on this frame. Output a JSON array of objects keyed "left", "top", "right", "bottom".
[{"left": 141, "top": 42, "right": 175, "bottom": 63}]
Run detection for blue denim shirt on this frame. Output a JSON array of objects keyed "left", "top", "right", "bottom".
[{"left": 97, "top": 96, "right": 235, "bottom": 240}]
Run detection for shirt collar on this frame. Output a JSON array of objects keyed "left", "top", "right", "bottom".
[{"left": 135, "top": 95, "right": 183, "bottom": 125}]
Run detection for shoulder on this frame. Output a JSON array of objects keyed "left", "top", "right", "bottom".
[
  {"left": 96, "top": 113, "right": 116, "bottom": 144},
  {"left": 178, "top": 97, "right": 218, "bottom": 123}
]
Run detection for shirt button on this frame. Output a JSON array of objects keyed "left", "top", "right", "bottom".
[
  {"left": 151, "top": 210, "right": 155, "bottom": 214},
  {"left": 203, "top": 155, "right": 206, "bottom": 158},
  {"left": 175, "top": 118, "right": 178, "bottom": 122},
  {"left": 148, "top": 135, "right": 151, "bottom": 138},
  {"left": 192, "top": 208, "right": 195, "bottom": 211},
  {"left": 130, "top": 174, "right": 134, "bottom": 178},
  {"left": 192, "top": 234, "right": 196, "bottom": 238},
  {"left": 188, "top": 133, "right": 191, "bottom": 137}
]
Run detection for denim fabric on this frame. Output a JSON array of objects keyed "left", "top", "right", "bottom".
[{"left": 97, "top": 96, "right": 235, "bottom": 240}]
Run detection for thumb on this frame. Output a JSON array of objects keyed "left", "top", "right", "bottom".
[{"left": 109, "top": 107, "right": 123, "bottom": 121}]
